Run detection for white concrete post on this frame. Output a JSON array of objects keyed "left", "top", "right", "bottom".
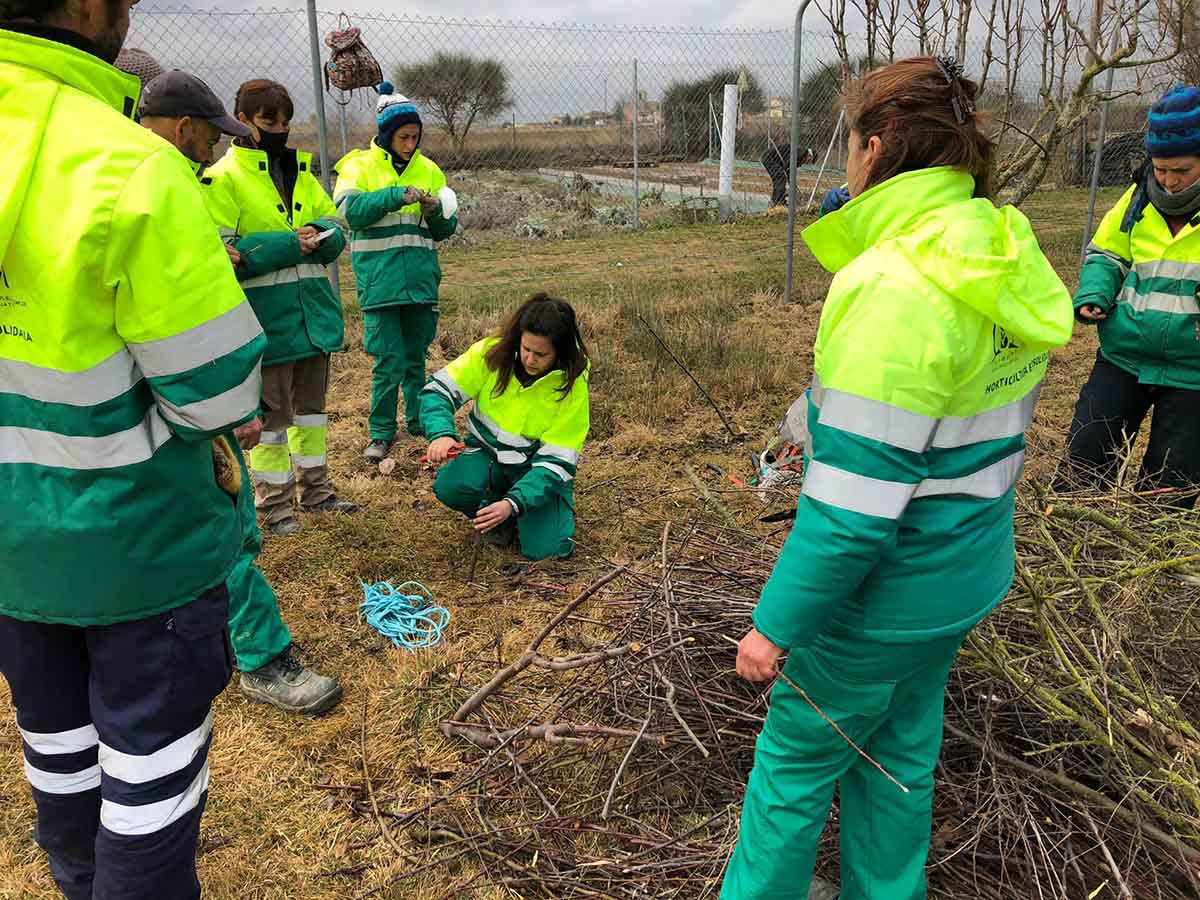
[{"left": 718, "top": 83, "right": 740, "bottom": 222}]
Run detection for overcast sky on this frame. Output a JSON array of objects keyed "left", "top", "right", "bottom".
[
  {"left": 127, "top": 1, "right": 811, "bottom": 124},
  {"left": 134, "top": 0, "right": 793, "bottom": 29}
]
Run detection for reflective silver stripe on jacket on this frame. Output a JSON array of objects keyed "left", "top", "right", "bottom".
[
  {"left": 802, "top": 451, "right": 1025, "bottom": 519},
  {"left": 0, "top": 350, "right": 141, "bottom": 407},
  {"left": 0, "top": 409, "right": 173, "bottom": 470},
  {"left": 802, "top": 460, "right": 916, "bottom": 519},
  {"left": 912, "top": 450, "right": 1025, "bottom": 501},
  {"left": 428, "top": 370, "right": 468, "bottom": 406},
  {"left": 811, "top": 376, "right": 1041, "bottom": 453},
  {"left": 351, "top": 234, "right": 434, "bottom": 253},
  {"left": 532, "top": 461, "right": 573, "bottom": 482},
  {"left": 372, "top": 213, "right": 424, "bottom": 229},
  {"left": 1116, "top": 285, "right": 1200, "bottom": 315},
  {"left": 156, "top": 369, "right": 262, "bottom": 434},
  {"left": 127, "top": 302, "right": 264, "bottom": 380},
  {"left": 240, "top": 263, "right": 328, "bottom": 290},
  {"left": 1085, "top": 243, "right": 1131, "bottom": 276},
  {"left": 1131, "top": 258, "right": 1200, "bottom": 282},
  {"left": 470, "top": 408, "right": 534, "bottom": 448},
  {"left": 535, "top": 443, "right": 580, "bottom": 465}
]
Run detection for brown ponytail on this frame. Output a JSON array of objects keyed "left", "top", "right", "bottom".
[{"left": 842, "top": 57, "right": 995, "bottom": 199}]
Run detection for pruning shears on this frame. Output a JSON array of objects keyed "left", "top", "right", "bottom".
[
  {"left": 706, "top": 462, "right": 748, "bottom": 491},
  {"left": 420, "top": 442, "right": 465, "bottom": 465}
]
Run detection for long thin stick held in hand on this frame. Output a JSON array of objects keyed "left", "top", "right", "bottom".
[{"left": 723, "top": 635, "right": 910, "bottom": 793}]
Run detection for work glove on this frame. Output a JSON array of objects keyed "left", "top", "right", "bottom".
[{"left": 211, "top": 435, "right": 242, "bottom": 499}]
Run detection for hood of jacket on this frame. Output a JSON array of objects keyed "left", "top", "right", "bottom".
[
  {"left": 0, "top": 27, "right": 140, "bottom": 263},
  {"left": 803, "top": 166, "right": 1074, "bottom": 351}
]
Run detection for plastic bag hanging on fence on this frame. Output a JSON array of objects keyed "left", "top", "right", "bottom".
[{"left": 323, "top": 13, "right": 383, "bottom": 94}]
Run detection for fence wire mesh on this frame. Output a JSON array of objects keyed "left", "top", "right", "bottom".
[{"left": 125, "top": 6, "right": 1159, "bottom": 229}]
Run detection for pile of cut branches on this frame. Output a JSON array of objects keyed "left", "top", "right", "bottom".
[{"left": 350, "top": 490, "right": 1199, "bottom": 899}]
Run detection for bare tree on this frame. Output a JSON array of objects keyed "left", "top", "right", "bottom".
[
  {"left": 817, "top": 0, "right": 1188, "bottom": 204},
  {"left": 994, "top": 0, "right": 1188, "bottom": 204}
]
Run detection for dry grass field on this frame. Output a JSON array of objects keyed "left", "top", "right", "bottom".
[{"left": 0, "top": 187, "right": 1139, "bottom": 899}]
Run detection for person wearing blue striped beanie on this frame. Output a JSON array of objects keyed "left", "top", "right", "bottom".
[
  {"left": 334, "top": 81, "right": 459, "bottom": 461},
  {"left": 1058, "top": 84, "right": 1200, "bottom": 508},
  {"left": 376, "top": 81, "right": 424, "bottom": 166}
]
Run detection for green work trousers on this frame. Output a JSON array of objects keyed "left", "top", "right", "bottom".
[
  {"left": 364, "top": 304, "right": 439, "bottom": 441},
  {"left": 226, "top": 434, "right": 293, "bottom": 672},
  {"left": 721, "top": 628, "right": 969, "bottom": 900},
  {"left": 432, "top": 448, "right": 575, "bottom": 561}
]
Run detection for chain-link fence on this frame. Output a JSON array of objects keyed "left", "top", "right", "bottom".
[{"left": 125, "top": 6, "right": 1159, "bottom": 230}]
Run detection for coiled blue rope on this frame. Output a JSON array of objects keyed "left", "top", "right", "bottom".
[{"left": 358, "top": 580, "right": 450, "bottom": 651}]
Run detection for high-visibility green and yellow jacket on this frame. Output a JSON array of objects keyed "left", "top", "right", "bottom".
[
  {"left": 202, "top": 143, "right": 347, "bottom": 366},
  {"left": 754, "top": 167, "right": 1073, "bottom": 649},
  {"left": 419, "top": 338, "right": 589, "bottom": 515},
  {"left": 333, "top": 142, "right": 458, "bottom": 310},
  {"left": 1076, "top": 182, "right": 1200, "bottom": 389},
  {"left": 0, "top": 26, "right": 266, "bottom": 625}
]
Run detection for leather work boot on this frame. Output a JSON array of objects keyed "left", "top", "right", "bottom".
[
  {"left": 362, "top": 439, "right": 393, "bottom": 463},
  {"left": 306, "top": 495, "right": 359, "bottom": 515},
  {"left": 240, "top": 646, "right": 343, "bottom": 716}
]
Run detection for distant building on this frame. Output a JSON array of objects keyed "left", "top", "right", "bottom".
[
  {"left": 582, "top": 110, "right": 609, "bottom": 126},
  {"left": 768, "top": 96, "right": 793, "bottom": 120},
  {"left": 622, "top": 94, "right": 661, "bottom": 125}
]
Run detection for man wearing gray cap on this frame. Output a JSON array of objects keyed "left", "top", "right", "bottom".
[
  {"left": 140, "top": 69, "right": 250, "bottom": 173},
  {"left": 136, "top": 68, "right": 345, "bottom": 718}
]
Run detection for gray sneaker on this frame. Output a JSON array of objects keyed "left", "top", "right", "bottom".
[
  {"left": 240, "top": 646, "right": 343, "bottom": 716},
  {"left": 362, "top": 438, "right": 393, "bottom": 463}
]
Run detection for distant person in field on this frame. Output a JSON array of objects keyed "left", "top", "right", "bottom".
[
  {"left": 127, "top": 63, "right": 343, "bottom": 716},
  {"left": 421, "top": 294, "right": 590, "bottom": 562},
  {"left": 722, "top": 58, "right": 1072, "bottom": 899},
  {"left": 818, "top": 183, "right": 850, "bottom": 216},
  {"left": 203, "top": 78, "right": 358, "bottom": 536},
  {"left": 333, "top": 81, "right": 459, "bottom": 464},
  {"left": 1057, "top": 85, "right": 1200, "bottom": 508},
  {"left": 760, "top": 142, "right": 815, "bottom": 207}
]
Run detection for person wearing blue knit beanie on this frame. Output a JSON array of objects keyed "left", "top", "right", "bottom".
[
  {"left": 1058, "top": 84, "right": 1200, "bottom": 507},
  {"left": 333, "top": 82, "right": 460, "bottom": 461}
]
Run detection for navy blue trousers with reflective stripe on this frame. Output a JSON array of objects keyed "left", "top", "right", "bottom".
[
  {"left": 0, "top": 586, "right": 233, "bottom": 900},
  {"left": 1060, "top": 351, "right": 1200, "bottom": 509}
]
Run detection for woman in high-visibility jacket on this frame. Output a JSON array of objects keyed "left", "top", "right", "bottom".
[
  {"left": 722, "top": 58, "right": 1073, "bottom": 899},
  {"left": 333, "top": 82, "right": 459, "bottom": 462},
  {"left": 203, "top": 79, "right": 358, "bottom": 535},
  {"left": 1058, "top": 86, "right": 1200, "bottom": 508},
  {"left": 419, "top": 294, "right": 590, "bottom": 561}
]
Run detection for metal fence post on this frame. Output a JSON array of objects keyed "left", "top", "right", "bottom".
[
  {"left": 806, "top": 108, "right": 844, "bottom": 210},
  {"left": 1081, "top": 29, "right": 1121, "bottom": 265},
  {"left": 337, "top": 92, "right": 349, "bottom": 158},
  {"left": 784, "top": 0, "right": 815, "bottom": 303},
  {"left": 305, "top": 0, "right": 339, "bottom": 297},
  {"left": 633, "top": 58, "right": 640, "bottom": 229}
]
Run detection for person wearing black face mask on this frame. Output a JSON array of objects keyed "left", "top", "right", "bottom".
[{"left": 202, "top": 78, "right": 358, "bottom": 538}]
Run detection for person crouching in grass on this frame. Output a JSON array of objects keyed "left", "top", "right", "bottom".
[{"left": 420, "top": 294, "right": 590, "bottom": 561}]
